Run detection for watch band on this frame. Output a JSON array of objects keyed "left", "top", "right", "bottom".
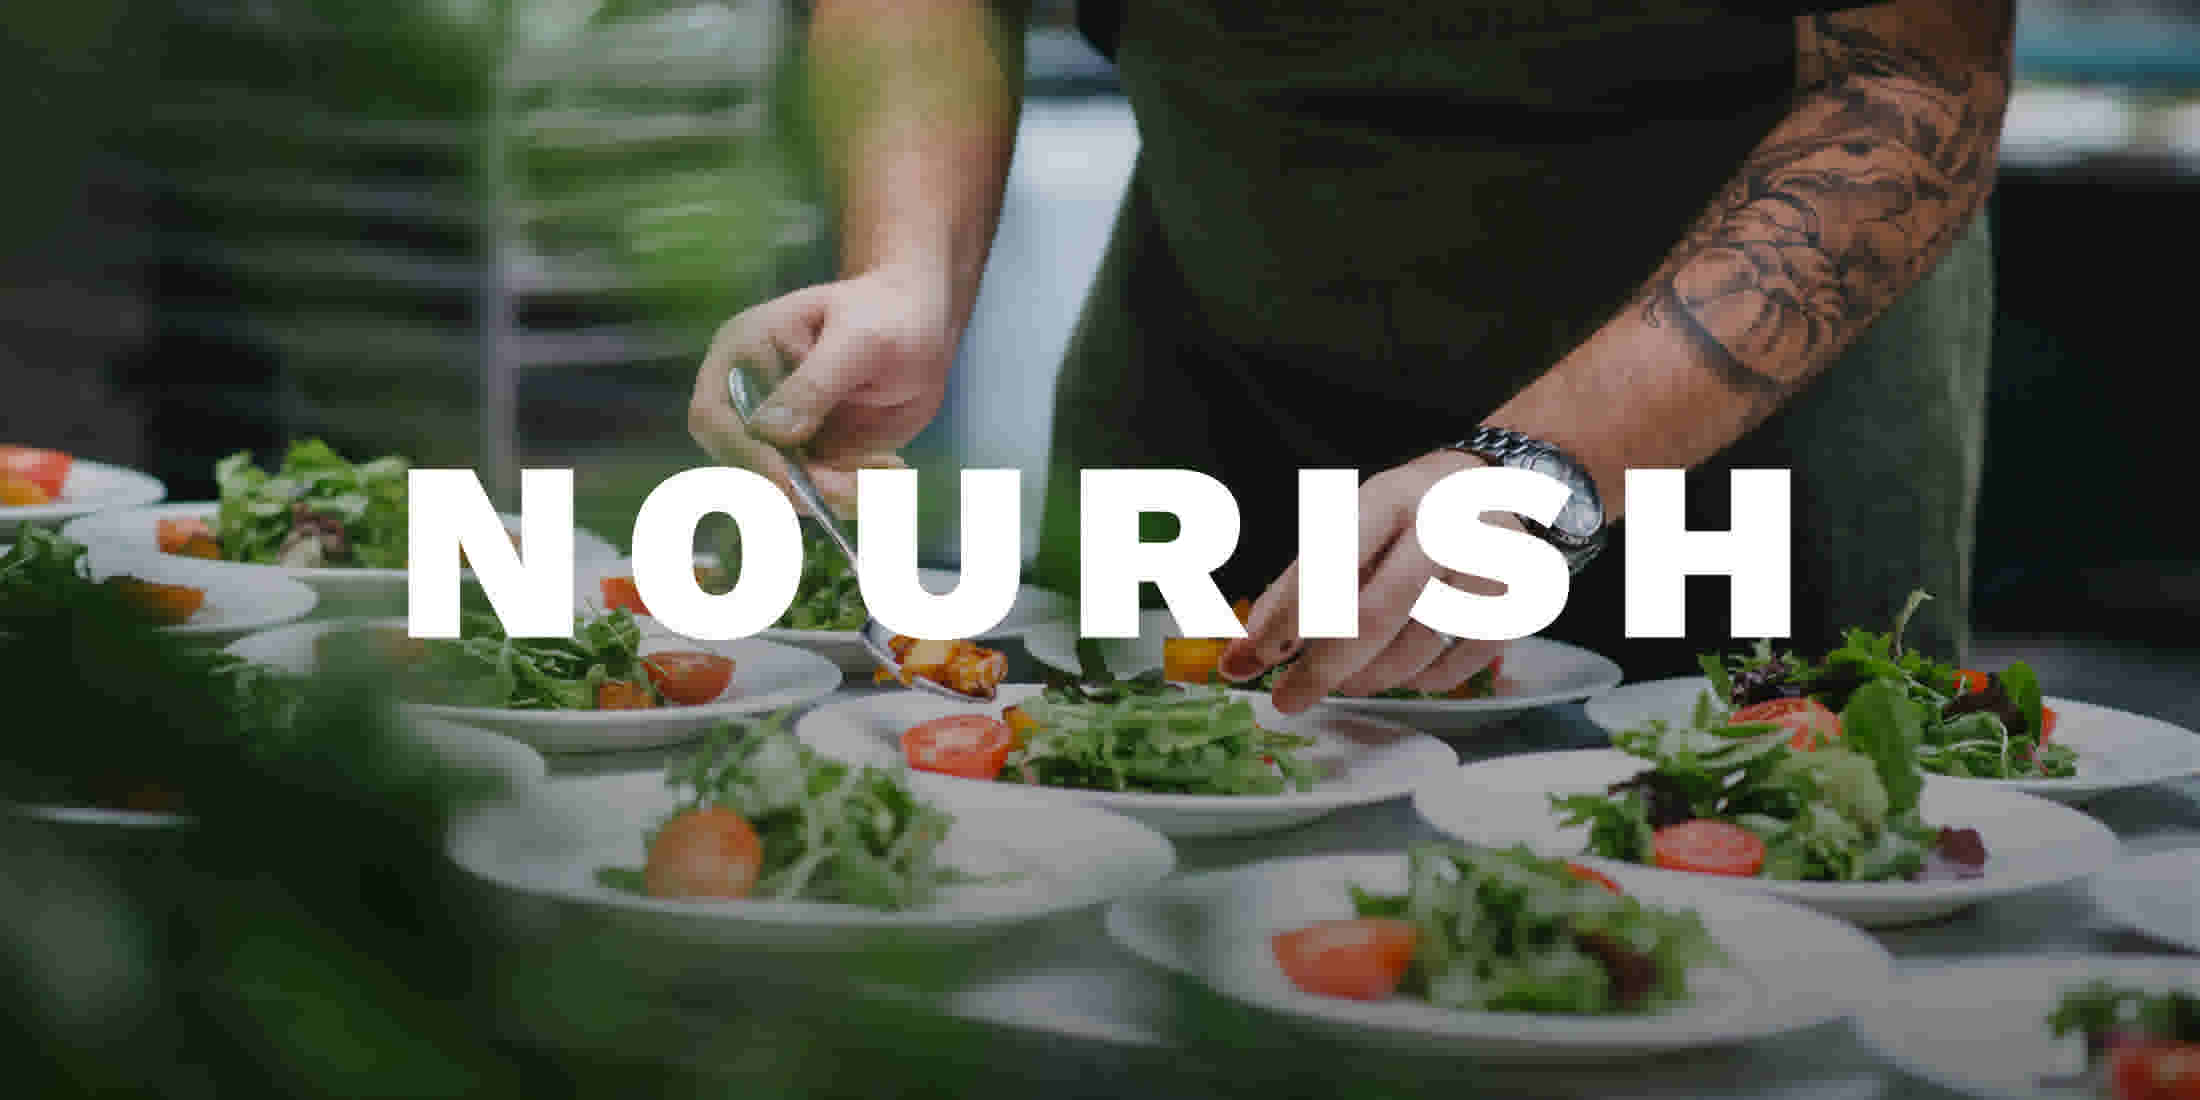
[{"left": 1445, "top": 427, "right": 1607, "bottom": 574}]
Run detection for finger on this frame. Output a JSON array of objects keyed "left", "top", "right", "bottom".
[
  {"left": 1334, "top": 621, "right": 1451, "bottom": 697},
  {"left": 689, "top": 321, "right": 794, "bottom": 481},
  {"left": 748, "top": 318, "right": 885, "bottom": 448},
  {"left": 1221, "top": 559, "right": 1300, "bottom": 681},
  {"left": 806, "top": 452, "right": 907, "bottom": 519},
  {"left": 1271, "top": 536, "right": 1434, "bottom": 713},
  {"left": 1403, "top": 638, "right": 1507, "bottom": 696}
]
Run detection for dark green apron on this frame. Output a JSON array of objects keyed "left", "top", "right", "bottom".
[{"left": 1035, "top": 2, "right": 1991, "bottom": 676}]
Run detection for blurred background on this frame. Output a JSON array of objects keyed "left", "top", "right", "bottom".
[{"left": 3, "top": 0, "right": 2198, "bottom": 1094}]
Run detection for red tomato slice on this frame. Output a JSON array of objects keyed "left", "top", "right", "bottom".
[
  {"left": 1563, "top": 861, "right": 1623, "bottom": 895},
  {"left": 0, "top": 446, "right": 71, "bottom": 497},
  {"left": 2040, "top": 705, "right": 2059, "bottom": 743},
  {"left": 156, "top": 515, "right": 217, "bottom": 556},
  {"left": 600, "top": 576, "right": 649, "bottom": 616},
  {"left": 643, "top": 807, "right": 763, "bottom": 899},
  {"left": 1271, "top": 918, "right": 1418, "bottom": 1001},
  {"left": 1652, "top": 821, "right": 1767, "bottom": 877},
  {"left": 2112, "top": 1040, "right": 2200, "bottom": 1100},
  {"left": 1731, "top": 697, "right": 1842, "bottom": 751},
  {"left": 901, "top": 714, "right": 1015, "bottom": 780},
  {"left": 1952, "top": 668, "right": 1990, "bottom": 695},
  {"left": 644, "top": 650, "right": 735, "bottom": 705}
]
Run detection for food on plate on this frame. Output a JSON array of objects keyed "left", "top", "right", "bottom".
[
  {"left": 206, "top": 439, "right": 409, "bottom": 568},
  {"left": 1162, "top": 597, "right": 1505, "bottom": 700},
  {"left": 2046, "top": 981, "right": 2200, "bottom": 1098},
  {"left": 0, "top": 445, "right": 72, "bottom": 504},
  {"left": 1554, "top": 677, "right": 1988, "bottom": 883},
  {"left": 595, "top": 566, "right": 730, "bottom": 618},
  {"left": 157, "top": 515, "right": 224, "bottom": 559},
  {"left": 902, "top": 673, "right": 1318, "bottom": 793},
  {"left": 1700, "top": 590, "right": 2074, "bottom": 779},
  {"left": 595, "top": 714, "right": 960, "bottom": 909},
  {"left": 316, "top": 609, "right": 735, "bottom": 711},
  {"left": 1273, "top": 843, "right": 1722, "bottom": 1013},
  {"left": 873, "top": 634, "right": 1007, "bottom": 698},
  {"left": 1, "top": 528, "right": 206, "bottom": 627},
  {"left": 671, "top": 523, "right": 864, "bottom": 630}
]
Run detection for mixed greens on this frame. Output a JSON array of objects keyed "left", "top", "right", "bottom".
[
  {"left": 2045, "top": 981, "right": 2200, "bottom": 1094},
  {"left": 2, "top": 527, "right": 204, "bottom": 626},
  {"left": 1341, "top": 844, "right": 1721, "bottom": 1014},
  {"left": 215, "top": 439, "right": 409, "bottom": 568},
  {"left": 1005, "top": 674, "right": 1319, "bottom": 795},
  {"left": 376, "top": 608, "right": 656, "bottom": 709},
  {"left": 1702, "top": 591, "right": 2074, "bottom": 779},
  {"left": 1247, "top": 657, "right": 1502, "bottom": 700},
  {"left": 713, "top": 521, "right": 865, "bottom": 631},
  {"left": 1554, "top": 677, "right": 1986, "bottom": 882},
  {"left": 597, "top": 713, "right": 959, "bottom": 910}
]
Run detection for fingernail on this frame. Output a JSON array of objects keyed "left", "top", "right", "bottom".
[{"left": 750, "top": 402, "right": 803, "bottom": 440}]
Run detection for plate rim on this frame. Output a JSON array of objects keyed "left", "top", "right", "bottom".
[
  {"left": 1587, "top": 675, "right": 2200, "bottom": 795},
  {"left": 1414, "top": 747, "right": 2123, "bottom": 905},
  {"left": 223, "top": 615, "right": 844, "bottom": 730},
  {"left": 446, "top": 768, "right": 1179, "bottom": 930},
  {"left": 2086, "top": 845, "right": 2200, "bottom": 953},
  {"left": 1848, "top": 952, "right": 2200, "bottom": 1100},
  {"left": 795, "top": 683, "right": 1460, "bottom": 813},
  {"left": 0, "top": 457, "right": 168, "bottom": 524},
  {"left": 1101, "top": 848, "right": 1893, "bottom": 1051}
]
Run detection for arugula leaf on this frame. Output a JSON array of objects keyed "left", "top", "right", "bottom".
[{"left": 1834, "top": 679, "right": 1926, "bottom": 817}]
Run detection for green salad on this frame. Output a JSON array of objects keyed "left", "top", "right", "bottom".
[
  {"left": 1555, "top": 677, "right": 1987, "bottom": 883},
  {"left": 597, "top": 714, "right": 959, "bottom": 910},
  {"left": 710, "top": 522, "right": 865, "bottom": 631},
  {"left": 1, "top": 526, "right": 100, "bottom": 614},
  {"left": 215, "top": 439, "right": 409, "bottom": 568},
  {"left": 1702, "top": 591, "right": 2074, "bottom": 780},
  {"left": 1006, "top": 673, "right": 1320, "bottom": 795},
  {"left": 1250, "top": 657, "right": 1502, "bottom": 700},
  {"left": 366, "top": 608, "right": 658, "bottom": 710},
  {"left": 1288, "top": 843, "right": 1722, "bottom": 1014}
]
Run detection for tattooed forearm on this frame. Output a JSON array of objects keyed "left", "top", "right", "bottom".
[{"left": 1638, "top": 4, "right": 2012, "bottom": 393}]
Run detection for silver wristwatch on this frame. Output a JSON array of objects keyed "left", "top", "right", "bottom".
[{"left": 1445, "top": 427, "right": 1607, "bottom": 574}]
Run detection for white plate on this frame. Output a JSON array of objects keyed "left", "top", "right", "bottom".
[
  {"left": 1103, "top": 851, "right": 1892, "bottom": 1060},
  {"left": 1021, "top": 608, "right": 1621, "bottom": 734},
  {"left": 18, "top": 547, "right": 320, "bottom": 643},
  {"left": 796, "top": 684, "right": 1458, "bottom": 838},
  {"left": 9, "top": 716, "right": 547, "bottom": 829},
  {"left": 64, "top": 501, "right": 623, "bottom": 614},
  {"left": 2088, "top": 846, "right": 2200, "bottom": 953},
  {"left": 225, "top": 616, "right": 841, "bottom": 753},
  {"left": 1587, "top": 676, "right": 2200, "bottom": 804},
  {"left": 577, "top": 555, "right": 1072, "bottom": 680},
  {"left": 0, "top": 458, "right": 166, "bottom": 534},
  {"left": 1850, "top": 955, "right": 2200, "bottom": 1099},
  {"left": 1412, "top": 748, "right": 2121, "bottom": 927},
  {"left": 448, "top": 768, "right": 1177, "bottom": 948}
]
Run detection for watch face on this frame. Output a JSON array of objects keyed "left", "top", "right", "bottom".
[{"left": 1526, "top": 452, "right": 1602, "bottom": 542}]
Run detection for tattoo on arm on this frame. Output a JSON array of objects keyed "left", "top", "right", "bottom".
[{"left": 1638, "top": 5, "right": 2013, "bottom": 397}]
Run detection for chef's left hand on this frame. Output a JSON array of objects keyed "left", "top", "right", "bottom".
[{"left": 1219, "top": 448, "right": 1512, "bottom": 714}]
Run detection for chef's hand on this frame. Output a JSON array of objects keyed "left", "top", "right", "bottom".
[
  {"left": 1219, "top": 449, "right": 1511, "bottom": 714},
  {"left": 687, "top": 267, "right": 957, "bottom": 516}
]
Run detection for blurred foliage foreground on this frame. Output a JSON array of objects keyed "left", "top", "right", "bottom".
[{"left": 0, "top": 592, "right": 1527, "bottom": 1100}]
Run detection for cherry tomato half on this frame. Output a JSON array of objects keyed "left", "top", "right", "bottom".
[
  {"left": 901, "top": 714, "right": 1015, "bottom": 780},
  {"left": 2041, "top": 705, "right": 2060, "bottom": 743},
  {"left": 1271, "top": 919, "right": 1418, "bottom": 1001},
  {"left": 644, "top": 807, "right": 763, "bottom": 900},
  {"left": 644, "top": 650, "right": 735, "bottom": 705},
  {"left": 1652, "top": 820, "right": 1767, "bottom": 877},
  {"left": 599, "top": 576, "right": 649, "bottom": 616},
  {"left": 2111, "top": 1040, "right": 2200, "bottom": 1100},
  {"left": 1952, "top": 668, "right": 1991, "bottom": 695},
  {"left": 1731, "top": 697, "right": 1842, "bottom": 751},
  {"left": 0, "top": 446, "right": 71, "bottom": 497}
]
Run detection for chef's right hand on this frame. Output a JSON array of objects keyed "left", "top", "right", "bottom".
[{"left": 688, "top": 267, "right": 959, "bottom": 517}]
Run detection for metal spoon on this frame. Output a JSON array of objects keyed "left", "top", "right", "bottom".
[{"left": 726, "top": 364, "right": 991, "bottom": 703}]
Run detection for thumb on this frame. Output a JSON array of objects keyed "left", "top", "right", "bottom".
[{"left": 747, "top": 323, "right": 877, "bottom": 448}]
